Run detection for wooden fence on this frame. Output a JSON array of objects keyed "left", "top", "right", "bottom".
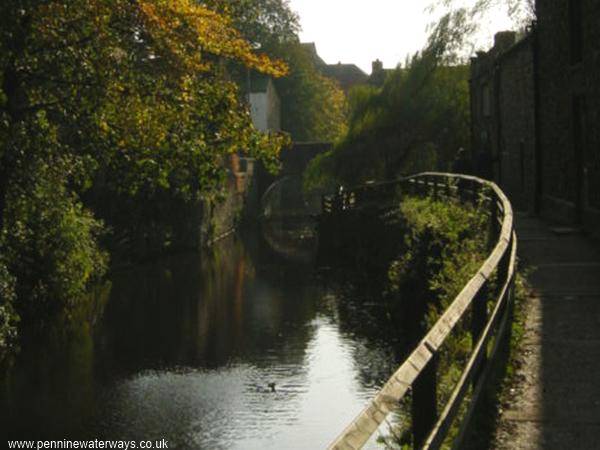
[{"left": 323, "top": 172, "right": 517, "bottom": 450}]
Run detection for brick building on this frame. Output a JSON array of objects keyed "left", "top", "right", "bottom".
[{"left": 470, "top": 0, "right": 600, "bottom": 235}]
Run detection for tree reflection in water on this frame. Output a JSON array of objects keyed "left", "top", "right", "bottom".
[{"left": 1, "top": 233, "right": 408, "bottom": 449}]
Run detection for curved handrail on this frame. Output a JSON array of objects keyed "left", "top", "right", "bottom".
[{"left": 324, "top": 172, "right": 517, "bottom": 450}]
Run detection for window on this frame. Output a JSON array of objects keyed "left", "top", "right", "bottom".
[
  {"left": 482, "top": 84, "right": 491, "bottom": 117},
  {"left": 568, "top": 0, "right": 583, "bottom": 64}
]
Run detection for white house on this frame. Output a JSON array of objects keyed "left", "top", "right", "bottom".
[{"left": 248, "top": 73, "right": 281, "bottom": 133}]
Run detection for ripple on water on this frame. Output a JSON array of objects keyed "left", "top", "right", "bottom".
[
  {"left": 2, "top": 239, "right": 405, "bottom": 450},
  {"left": 89, "top": 315, "right": 388, "bottom": 449}
]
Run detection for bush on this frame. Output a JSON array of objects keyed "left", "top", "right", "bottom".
[
  {"left": 386, "top": 194, "right": 495, "bottom": 448},
  {"left": 387, "top": 195, "right": 489, "bottom": 313},
  {"left": 0, "top": 258, "right": 18, "bottom": 359},
  {"left": 302, "top": 150, "right": 342, "bottom": 193},
  {"left": 2, "top": 147, "right": 108, "bottom": 321}
]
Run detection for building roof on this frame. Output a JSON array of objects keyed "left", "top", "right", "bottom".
[
  {"left": 301, "top": 42, "right": 328, "bottom": 69},
  {"left": 322, "top": 63, "right": 369, "bottom": 91},
  {"left": 301, "top": 43, "right": 394, "bottom": 91}
]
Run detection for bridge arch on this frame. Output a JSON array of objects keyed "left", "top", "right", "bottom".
[{"left": 255, "top": 141, "right": 332, "bottom": 202}]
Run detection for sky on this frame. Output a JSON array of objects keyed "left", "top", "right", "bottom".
[{"left": 287, "top": 0, "right": 515, "bottom": 74}]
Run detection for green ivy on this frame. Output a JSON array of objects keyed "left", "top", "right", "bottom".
[{"left": 0, "top": 257, "right": 18, "bottom": 361}]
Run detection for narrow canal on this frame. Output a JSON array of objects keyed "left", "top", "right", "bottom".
[{"left": 1, "top": 232, "right": 406, "bottom": 449}]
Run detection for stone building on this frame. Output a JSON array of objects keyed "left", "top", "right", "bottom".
[
  {"left": 470, "top": 31, "right": 537, "bottom": 212},
  {"left": 535, "top": 0, "right": 599, "bottom": 230},
  {"left": 470, "top": 0, "right": 600, "bottom": 235}
]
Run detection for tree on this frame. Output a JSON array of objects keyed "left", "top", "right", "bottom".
[
  {"left": 304, "top": 51, "right": 470, "bottom": 190},
  {"left": 0, "top": 0, "right": 287, "bottom": 353},
  {"left": 425, "top": 0, "right": 536, "bottom": 63},
  {"left": 201, "top": 0, "right": 300, "bottom": 48},
  {"left": 202, "top": 0, "right": 347, "bottom": 142},
  {"left": 271, "top": 41, "right": 347, "bottom": 142},
  {"left": 303, "top": 0, "right": 536, "bottom": 191}
]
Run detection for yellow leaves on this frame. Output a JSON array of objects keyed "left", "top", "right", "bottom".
[
  {"left": 137, "top": 0, "right": 288, "bottom": 76},
  {"left": 30, "top": 0, "right": 287, "bottom": 78},
  {"left": 97, "top": 79, "right": 181, "bottom": 159},
  {"left": 9, "top": 0, "right": 286, "bottom": 198}
]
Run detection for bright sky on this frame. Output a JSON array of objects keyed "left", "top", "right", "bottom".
[{"left": 287, "top": 0, "right": 516, "bottom": 74}]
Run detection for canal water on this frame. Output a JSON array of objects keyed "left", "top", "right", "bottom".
[{"left": 1, "top": 233, "right": 406, "bottom": 449}]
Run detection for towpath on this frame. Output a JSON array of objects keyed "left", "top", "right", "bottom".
[{"left": 491, "top": 214, "right": 600, "bottom": 449}]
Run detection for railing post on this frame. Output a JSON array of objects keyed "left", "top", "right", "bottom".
[
  {"left": 412, "top": 353, "right": 438, "bottom": 448},
  {"left": 471, "top": 180, "right": 479, "bottom": 205},
  {"left": 496, "top": 234, "right": 511, "bottom": 295},
  {"left": 456, "top": 177, "right": 469, "bottom": 203},
  {"left": 471, "top": 282, "right": 488, "bottom": 388},
  {"left": 490, "top": 199, "right": 499, "bottom": 233}
]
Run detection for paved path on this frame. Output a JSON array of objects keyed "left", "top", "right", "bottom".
[{"left": 491, "top": 214, "right": 600, "bottom": 449}]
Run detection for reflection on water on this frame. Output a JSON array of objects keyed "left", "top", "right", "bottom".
[
  {"left": 1, "top": 234, "right": 406, "bottom": 449},
  {"left": 260, "top": 176, "right": 321, "bottom": 263}
]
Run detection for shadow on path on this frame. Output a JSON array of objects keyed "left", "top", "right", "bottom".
[{"left": 491, "top": 214, "right": 600, "bottom": 449}]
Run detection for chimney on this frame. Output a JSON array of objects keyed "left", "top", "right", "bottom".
[{"left": 372, "top": 59, "right": 383, "bottom": 74}]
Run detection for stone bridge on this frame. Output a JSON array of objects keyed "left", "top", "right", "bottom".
[{"left": 255, "top": 141, "right": 332, "bottom": 201}]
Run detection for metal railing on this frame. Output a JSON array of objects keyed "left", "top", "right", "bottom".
[{"left": 323, "top": 172, "right": 517, "bottom": 450}]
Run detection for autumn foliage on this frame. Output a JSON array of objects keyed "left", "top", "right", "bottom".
[{"left": 0, "top": 0, "right": 288, "bottom": 355}]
